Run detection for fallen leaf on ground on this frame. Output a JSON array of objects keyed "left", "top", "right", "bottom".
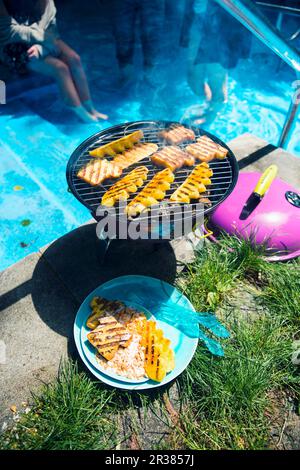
[{"left": 21, "top": 219, "right": 31, "bottom": 227}]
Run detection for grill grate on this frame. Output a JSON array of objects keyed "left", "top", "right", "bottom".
[{"left": 66, "top": 120, "right": 239, "bottom": 229}]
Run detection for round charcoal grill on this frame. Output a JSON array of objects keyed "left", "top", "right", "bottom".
[{"left": 66, "top": 120, "right": 239, "bottom": 240}]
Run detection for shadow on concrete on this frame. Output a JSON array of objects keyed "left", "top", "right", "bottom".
[
  {"left": 0, "top": 221, "right": 179, "bottom": 411},
  {"left": 30, "top": 222, "right": 177, "bottom": 345}
]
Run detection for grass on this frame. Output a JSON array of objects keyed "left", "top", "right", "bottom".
[
  {"left": 259, "top": 262, "right": 300, "bottom": 330},
  {"left": 0, "top": 361, "right": 118, "bottom": 450},
  {"left": 175, "top": 236, "right": 300, "bottom": 449},
  {"left": 1, "top": 235, "right": 299, "bottom": 450},
  {"left": 178, "top": 234, "right": 273, "bottom": 311},
  {"left": 176, "top": 316, "right": 295, "bottom": 449}
]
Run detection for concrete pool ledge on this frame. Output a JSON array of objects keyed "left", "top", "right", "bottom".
[
  {"left": 0, "top": 133, "right": 299, "bottom": 424},
  {"left": 229, "top": 133, "right": 300, "bottom": 188}
]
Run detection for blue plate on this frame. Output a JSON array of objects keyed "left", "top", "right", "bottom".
[{"left": 74, "top": 275, "right": 198, "bottom": 390}]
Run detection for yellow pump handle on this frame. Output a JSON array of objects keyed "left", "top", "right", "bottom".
[{"left": 253, "top": 165, "right": 278, "bottom": 197}]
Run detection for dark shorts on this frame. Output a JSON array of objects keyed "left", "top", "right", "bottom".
[{"left": 111, "top": 0, "right": 165, "bottom": 68}]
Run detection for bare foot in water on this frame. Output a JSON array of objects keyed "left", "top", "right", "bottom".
[
  {"left": 193, "top": 117, "right": 206, "bottom": 126},
  {"left": 82, "top": 100, "right": 108, "bottom": 121},
  {"left": 92, "top": 110, "right": 109, "bottom": 121},
  {"left": 72, "top": 105, "right": 99, "bottom": 123}
]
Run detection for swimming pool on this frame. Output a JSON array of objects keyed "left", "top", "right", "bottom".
[{"left": 0, "top": 0, "right": 299, "bottom": 271}]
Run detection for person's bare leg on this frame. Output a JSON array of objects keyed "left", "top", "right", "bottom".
[
  {"left": 193, "top": 63, "right": 228, "bottom": 126},
  {"left": 28, "top": 55, "right": 98, "bottom": 122},
  {"left": 185, "top": 62, "right": 210, "bottom": 124},
  {"left": 207, "top": 63, "right": 228, "bottom": 103},
  {"left": 56, "top": 39, "right": 108, "bottom": 120},
  {"left": 29, "top": 55, "right": 81, "bottom": 106},
  {"left": 222, "top": 73, "right": 228, "bottom": 103},
  {"left": 204, "top": 82, "right": 212, "bottom": 102}
]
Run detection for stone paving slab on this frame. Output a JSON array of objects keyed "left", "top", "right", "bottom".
[
  {"left": 0, "top": 253, "right": 78, "bottom": 423},
  {"left": 0, "top": 133, "right": 299, "bottom": 427},
  {"left": 229, "top": 133, "right": 300, "bottom": 188}
]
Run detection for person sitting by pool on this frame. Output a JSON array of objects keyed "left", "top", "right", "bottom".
[
  {"left": 0, "top": 0, "right": 108, "bottom": 122},
  {"left": 180, "top": 0, "right": 251, "bottom": 125}
]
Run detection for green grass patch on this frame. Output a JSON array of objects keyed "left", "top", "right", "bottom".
[
  {"left": 0, "top": 361, "right": 118, "bottom": 450},
  {"left": 176, "top": 314, "right": 295, "bottom": 449},
  {"left": 258, "top": 261, "right": 300, "bottom": 329},
  {"left": 175, "top": 236, "right": 300, "bottom": 449},
  {"left": 179, "top": 239, "right": 241, "bottom": 311}
]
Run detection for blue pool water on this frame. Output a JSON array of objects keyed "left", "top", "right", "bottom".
[{"left": 0, "top": 1, "right": 299, "bottom": 271}]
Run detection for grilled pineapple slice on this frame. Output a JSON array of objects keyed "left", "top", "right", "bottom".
[
  {"left": 126, "top": 168, "right": 175, "bottom": 217},
  {"left": 141, "top": 320, "right": 175, "bottom": 382},
  {"left": 102, "top": 166, "right": 149, "bottom": 207},
  {"left": 89, "top": 130, "right": 144, "bottom": 158},
  {"left": 164, "top": 347, "right": 175, "bottom": 373},
  {"left": 145, "top": 351, "right": 167, "bottom": 382},
  {"left": 170, "top": 162, "right": 213, "bottom": 204},
  {"left": 87, "top": 297, "right": 125, "bottom": 329},
  {"left": 142, "top": 321, "right": 167, "bottom": 382}
]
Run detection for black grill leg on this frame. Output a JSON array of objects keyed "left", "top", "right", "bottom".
[
  {"left": 151, "top": 240, "right": 171, "bottom": 253},
  {"left": 97, "top": 238, "right": 111, "bottom": 265}
]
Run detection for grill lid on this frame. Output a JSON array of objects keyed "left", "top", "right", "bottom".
[{"left": 66, "top": 120, "right": 239, "bottom": 235}]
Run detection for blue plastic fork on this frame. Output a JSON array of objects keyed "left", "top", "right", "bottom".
[{"left": 124, "top": 292, "right": 230, "bottom": 356}]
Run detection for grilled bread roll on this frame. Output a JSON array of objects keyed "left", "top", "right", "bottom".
[
  {"left": 77, "top": 159, "right": 122, "bottom": 186},
  {"left": 159, "top": 125, "right": 195, "bottom": 144},
  {"left": 151, "top": 146, "right": 195, "bottom": 171},
  {"left": 113, "top": 142, "right": 158, "bottom": 170},
  {"left": 186, "top": 136, "right": 228, "bottom": 162},
  {"left": 87, "top": 316, "right": 132, "bottom": 361}
]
